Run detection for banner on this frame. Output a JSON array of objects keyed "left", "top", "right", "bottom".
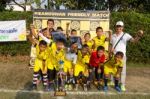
[
  {"left": 33, "top": 10, "right": 109, "bottom": 38},
  {"left": 0, "top": 20, "right": 26, "bottom": 42}
]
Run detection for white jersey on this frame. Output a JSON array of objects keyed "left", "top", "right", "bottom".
[
  {"left": 65, "top": 48, "right": 77, "bottom": 64},
  {"left": 111, "top": 32, "right": 132, "bottom": 55}
]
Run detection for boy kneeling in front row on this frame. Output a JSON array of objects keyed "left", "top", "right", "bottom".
[{"left": 103, "top": 51, "right": 124, "bottom": 92}]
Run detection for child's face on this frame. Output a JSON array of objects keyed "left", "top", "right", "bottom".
[
  {"left": 39, "top": 44, "right": 47, "bottom": 52},
  {"left": 47, "top": 21, "right": 54, "bottom": 29},
  {"left": 115, "top": 55, "right": 123, "bottom": 62},
  {"left": 81, "top": 47, "right": 88, "bottom": 56},
  {"left": 97, "top": 50, "right": 104, "bottom": 57},
  {"left": 96, "top": 29, "right": 103, "bottom": 37},
  {"left": 71, "top": 31, "right": 77, "bottom": 36},
  {"left": 56, "top": 42, "right": 64, "bottom": 51},
  {"left": 70, "top": 44, "right": 78, "bottom": 52},
  {"left": 43, "top": 30, "right": 48, "bottom": 37},
  {"left": 84, "top": 34, "right": 90, "bottom": 41},
  {"left": 115, "top": 26, "right": 123, "bottom": 33}
]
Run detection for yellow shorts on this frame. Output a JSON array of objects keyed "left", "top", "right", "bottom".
[
  {"left": 64, "top": 60, "right": 72, "bottom": 73},
  {"left": 104, "top": 66, "right": 117, "bottom": 76},
  {"left": 34, "top": 59, "right": 46, "bottom": 73},
  {"left": 74, "top": 64, "right": 85, "bottom": 77}
]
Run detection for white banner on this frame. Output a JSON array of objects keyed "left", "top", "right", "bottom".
[{"left": 0, "top": 20, "right": 26, "bottom": 42}]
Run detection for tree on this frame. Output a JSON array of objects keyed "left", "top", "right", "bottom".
[{"left": 0, "top": 0, "right": 11, "bottom": 11}]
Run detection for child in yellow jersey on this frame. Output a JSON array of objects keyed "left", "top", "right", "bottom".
[
  {"left": 82, "top": 33, "right": 94, "bottom": 52},
  {"left": 74, "top": 44, "right": 90, "bottom": 91},
  {"left": 103, "top": 51, "right": 124, "bottom": 92},
  {"left": 92, "top": 27, "right": 107, "bottom": 51},
  {"left": 46, "top": 38, "right": 66, "bottom": 90},
  {"left": 32, "top": 40, "right": 49, "bottom": 91}
]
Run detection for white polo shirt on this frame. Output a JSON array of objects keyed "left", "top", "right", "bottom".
[{"left": 111, "top": 32, "right": 132, "bottom": 55}]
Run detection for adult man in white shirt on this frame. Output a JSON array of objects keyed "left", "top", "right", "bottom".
[{"left": 110, "top": 21, "right": 144, "bottom": 91}]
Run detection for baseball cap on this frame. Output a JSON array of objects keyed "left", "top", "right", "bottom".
[{"left": 116, "top": 21, "right": 124, "bottom": 27}]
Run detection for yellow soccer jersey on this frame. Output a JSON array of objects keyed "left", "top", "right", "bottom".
[
  {"left": 83, "top": 40, "right": 94, "bottom": 49},
  {"left": 104, "top": 57, "right": 123, "bottom": 69},
  {"left": 74, "top": 51, "right": 90, "bottom": 76},
  {"left": 34, "top": 45, "right": 48, "bottom": 73},
  {"left": 46, "top": 43, "right": 65, "bottom": 70},
  {"left": 93, "top": 35, "right": 106, "bottom": 50},
  {"left": 104, "top": 57, "right": 123, "bottom": 75},
  {"left": 77, "top": 51, "right": 90, "bottom": 65}
]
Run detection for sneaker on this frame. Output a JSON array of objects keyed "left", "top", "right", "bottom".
[
  {"left": 31, "top": 84, "right": 37, "bottom": 90},
  {"left": 68, "top": 84, "right": 73, "bottom": 91},
  {"left": 65, "top": 84, "right": 68, "bottom": 91},
  {"left": 120, "top": 85, "right": 126, "bottom": 91},
  {"left": 49, "top": 83, "right": 55, "bottom": 91},
  {"left": 115, "top": 86, "right": 121, "bottom": 92},
  {"left": 83, "top": 84, "right": 87, "bottom": 91},
  {"left": 103, "top": 86, "right": 108, "bottom": 92},
  {"left": 97, "top": 84, "right": 101, "bottom": 91}
]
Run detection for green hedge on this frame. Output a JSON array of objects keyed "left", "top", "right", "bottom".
[
  {"left": 110, "top": 12, "right": 150, "bottom": 63},
  {"left": 0, "top": 11, "right": 149, "bottom": 63}
]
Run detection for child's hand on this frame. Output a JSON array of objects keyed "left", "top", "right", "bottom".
[
  {"left": 115, "top": 73, "right": 120, "bottom": 78},
  {"left": 137, "top": 30, "right": 144, "bottom": 37}
]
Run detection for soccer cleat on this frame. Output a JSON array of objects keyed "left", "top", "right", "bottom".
[
  {"left": 97, "top": 84, "right": 101, "bottom": 91},
  {"left": 120, "top": 85, "right": 126, "bottom": 91},
  {"left": 103, "top": 86, "right": 108, "bottom": 92},
  {"left": 31, "top": 84, "right": 37, "bottom": 90},
  {"left": 68, "top": 84, "right": 73, "bottom": 91},
  {"left": 65, "top": 84, "right": 68, "bottom": 91},
  {"left": 115, "top": 86, "right": 121, "bottom": 92}
]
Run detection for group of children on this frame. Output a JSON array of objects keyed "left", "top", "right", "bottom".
[{"left": 29, "top": 19, "right": 124, "bottom": 92}]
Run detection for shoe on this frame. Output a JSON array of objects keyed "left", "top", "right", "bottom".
[
  {"left": 115, "top": 86, "right": 121, "bottom": 92},
  {"left": 65, "top": 84, "right": 68, "bottom": 91},
  {"left": 103, "top": 86, "right": 108, "bottom": 92},
  {"left": 31, "top": 84, "right": 37, "bottom": 90},
  {"left": 120, "top": 85, "right": 126, "bottom": 91},
  {"left": 68, "top": 84, "right": 73, "bottom": 91},
  {"left": 97, "top": 84, "right": 101, "bottom": 91},
  {"left": 49, "top": 83, "right": 55, "bottom": 91}
]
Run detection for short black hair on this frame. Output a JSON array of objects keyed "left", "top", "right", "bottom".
[
  {"left": 115, "top": 51, "right": 124, "bottom": 58},
  {"left": 39, "top": 40, "right": 47, "bottom": 46},
  {"left": 56, "top": 38, "right": 66, "bottom": 44},
  {"left": 47, "top": 19, "right": 54, "bottom": 24},
  {"left": 97, "top": 46, "right": 105, "bottom": 51},
  {"left": 96, "top": 27, "right": 103, "bottom": 32},
  {"left": 84, "top": 32, "right": 91, "bottom": 37},
  {"left": 82, "top": 44, "right": 89, "bottom": 49},
  {"left": 71, "top": 29, "right": 77, "bottom": 33},
  {"left": 57, "top": 26, "right": 63, "bottom": 31}
]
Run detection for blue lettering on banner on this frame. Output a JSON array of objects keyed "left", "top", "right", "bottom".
[{"left": 0, "top": 28, "right": 17, "bottom": 33}]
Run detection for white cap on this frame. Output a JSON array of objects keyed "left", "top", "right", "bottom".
[{"left": 116, "top": 21, "right": 124, "bottom": 26}]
